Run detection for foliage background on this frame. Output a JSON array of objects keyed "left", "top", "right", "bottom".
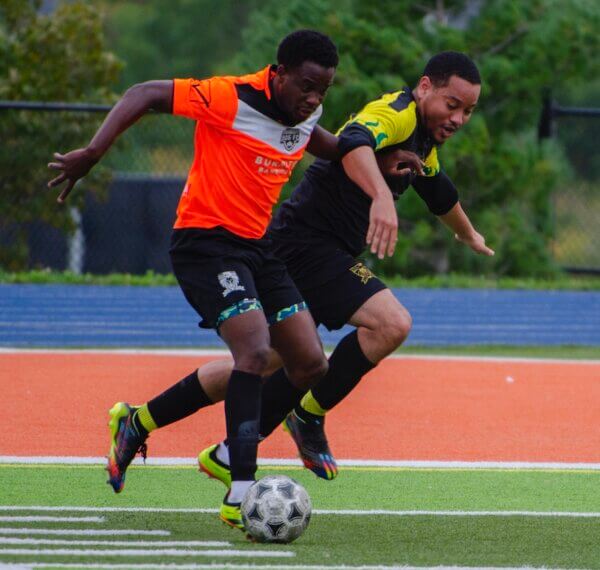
[
  {"left": 0, "top": 0, "right": 120, "bottom": 270},
  {"left": 1, "top": 0, "right": 599, "bottom": 277}
]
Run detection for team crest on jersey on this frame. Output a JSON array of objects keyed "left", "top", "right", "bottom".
[
  {"left": 350, "top": 262, "right": 375, "bottom": 285},
  {"left": 280, "top": 127, "right": 301, "bottom": 151},
  {"left": 218, "top": 271, "right": 246, "bottom": 297}
]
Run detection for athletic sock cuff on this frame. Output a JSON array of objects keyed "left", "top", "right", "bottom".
[
  {"left": 136, "top": 403, "right": 158, "bottom": 433},
  {"left": 300, "top": 390, "right": 328, "bottom": 415}
]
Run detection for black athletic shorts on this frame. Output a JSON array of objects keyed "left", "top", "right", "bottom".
[
  {"left": 271, "top": 239, "right": 387, "bottom": 331},
  {"left": 170, "top": 228, "right": 305, "bottom": 330}
]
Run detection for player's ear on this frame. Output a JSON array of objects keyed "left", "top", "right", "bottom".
[{"left": 418, "top": 75, "right": 433, "bottom": 94}]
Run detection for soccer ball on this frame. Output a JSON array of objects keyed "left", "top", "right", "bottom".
[{"left": 241, "top": 475, "right": 311, "bottom": 543}]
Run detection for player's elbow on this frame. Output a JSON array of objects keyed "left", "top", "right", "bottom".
[{"left": 123, "top": 81, "right": 172, "bottom": 113}]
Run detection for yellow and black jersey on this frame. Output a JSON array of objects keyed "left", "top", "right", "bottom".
[
  {"left": 336, "top": 88, "right": 440, "bottom": 180},
  {"left": 269, "top": 87, "right": 458, "bottom": 257}
]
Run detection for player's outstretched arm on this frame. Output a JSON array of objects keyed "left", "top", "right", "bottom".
[
  {"left": 47, "top": 80, "right": 174, "bottom": 203},
  {"left": 342, "top": 146, "right": 398, "bottom": 259},
  {"left": 306, "top": 125, "right": 340, "bottom": 161},
  {"left": 439, "top": 202, "right": 495, "bottom": 256}
]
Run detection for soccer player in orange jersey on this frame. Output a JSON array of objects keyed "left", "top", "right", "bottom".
[{"left": 48, "top": 30, "right": 339, "bottom": 530}]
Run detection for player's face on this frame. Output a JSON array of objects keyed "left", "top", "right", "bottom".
[
  {"left": 418, "top": 75, "right": 480, "bottom": 143},
  {"left": 274, "top": 61, "right": 335, "bottom": 124}
]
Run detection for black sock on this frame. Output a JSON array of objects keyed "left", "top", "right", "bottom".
[
  {"left": 259, "top": 368, "right": 306, "bottom": 438},
  {"left": 226, "top": 370, "right": 262, "bottom": 481},
  {"left": 146, "top": 370, "right": 212, "bottom": 428},
  {"left": 308, "top": 330, "right": 375, "bottom": 411}
]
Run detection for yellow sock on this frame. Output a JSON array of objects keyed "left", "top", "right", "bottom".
[
  {"left": 136, "top": 403, "right": 158, "bottom": 433},
  {"left": 300, "top": 391, "right": 327, "bottom": 416}
]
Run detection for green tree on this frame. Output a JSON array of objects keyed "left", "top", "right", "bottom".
[
  {"left": 0, "top": 0, "right": 120, "bottom": 270},
  {"left": 93, "top": 0, "right": 259, "bottom": 176},
  {"left": 229, "top": 0, "right": 600, "bottom": 277},
  {"left": 103, "top": 0, "right": 259, "bottom": 89}
]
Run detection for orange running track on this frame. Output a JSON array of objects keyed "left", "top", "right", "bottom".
[{"left": 1, "top": 352, "right": 599, "bottom": 462}]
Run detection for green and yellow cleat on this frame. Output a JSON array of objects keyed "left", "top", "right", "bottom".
[
  {"left": 220, "top": 493, "right": 244, "bottom": 530},
  {"left": 198, "top": 444, "right": 232, "bottom": 488},
  {"left": 106, "top": 402, "right": 148, "bottom": 493}
]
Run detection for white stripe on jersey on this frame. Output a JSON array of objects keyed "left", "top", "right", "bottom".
[{"left": 233, "top": 100, "right": 322, "bottom": 155}]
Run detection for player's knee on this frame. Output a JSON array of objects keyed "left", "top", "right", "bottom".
[
  {"left": 235, "top": 345, "right": 272, "bottom": 376},
  {"left": 288, "top": 353, "right": 328, "bottom": 391},
  {"left": 380, "top": 311, "right": 412, "bottom": 351}
]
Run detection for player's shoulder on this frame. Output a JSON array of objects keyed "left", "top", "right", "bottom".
[
  {"left": 364, "top": 88, "right": 415, "bottom": 113},
  {"left": 360, "top": 88, "right": 417, "bottom": 130},
  {"left": 186, "top": 66, "right": 268, "bottom": 96},
  {"left": 228, "top": 65, "right": 272, "bottom": 91}
]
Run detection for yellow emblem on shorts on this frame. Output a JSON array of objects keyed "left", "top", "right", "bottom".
[{"left": 350, "top": 262, "right": 375, "bottom": 284}]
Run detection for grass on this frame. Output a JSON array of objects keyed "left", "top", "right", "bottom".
[
  {"left": 1, "top": 269, "right": 599, "bottom": 290},
  {"left": 1, "top": 464, "right": 600, "bottom": 568}
]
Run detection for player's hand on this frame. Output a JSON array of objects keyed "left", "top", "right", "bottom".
[
  {"left": 367, "top": 192, "right": 398, "bottom": 259},
  {"left": 47, "top": 148, "right": 99, "bottom": 203},
  {"left": 376, "top": 149, "right": 424, "bottom": 177},
  {"left": 455, "top": 231, "right": 495, "bottom": 256}
]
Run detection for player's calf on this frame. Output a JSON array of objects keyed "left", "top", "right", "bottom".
[{"left": 287, "top": 353, "right": 328, "bottom": 392}]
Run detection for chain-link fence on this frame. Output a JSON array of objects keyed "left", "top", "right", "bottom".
[
  {"left": 539, "top": 97, "right": 600, "bottom": 274},
  {"left": 1, "top": 100, "right": 598, "bottom": 275},
  {"left": 0, "top": 102, "right": 194, "bottom": 274}
]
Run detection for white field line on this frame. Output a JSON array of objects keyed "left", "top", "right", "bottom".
[
  {"left": 0, "top": 516, "right": 103, "bottom": 523},
  {"left": 316, "top": 509, "right": 600, "bottom": 518},
  {"left": 1, "top": 347, "right": 598, "bottom": 365},
  {"left": 0, "top": 562, "right": 588, "bottom": 570},
  {"left": 0, "top": 538, "right": 230, "bottom": 547},
  {"left": 0, "top": 548, "right": 294, "bottom": 559},
  {"left": 1, "top": 505, "right": 599, "bottom": 519},
  {"left": 2, "top": 456, "right": 600, "bottom": 470},
  {"left": 0, "top": 528, "right": 169, "bottom": 536}
]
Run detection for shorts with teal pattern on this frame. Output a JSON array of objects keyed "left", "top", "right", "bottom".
[{"left": 216, "top": 299, "right": 307, "bottom": 329}]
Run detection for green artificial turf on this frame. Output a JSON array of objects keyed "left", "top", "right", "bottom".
[{"left": 1, "top": 464, "right": 599, "bottom": 568}]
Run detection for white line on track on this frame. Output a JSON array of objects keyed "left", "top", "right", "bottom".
[
  {"left": 0, "top": 528, "right": 169, "bottom": 536},
  {"left": 0, "top": 548, "right": 294, "bottom": 558},
  {"left": 2, "top": 456, "right": 600, "bottom": 470},
  {"left": 1, "top": 505, "right": 599, "bottom": 518},
  {"left": 0, "top": 538, "right": 230, "bottom": 547},
  {"left": 1, "top": 347, "right": 598, "bottom": 365},
  {"left": 0, "top": 516, "right": 103, "bottom": 523}
]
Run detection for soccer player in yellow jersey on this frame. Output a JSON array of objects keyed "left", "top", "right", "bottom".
[{"left": 196, "top": 51, "right": 494, "bottom": 482}]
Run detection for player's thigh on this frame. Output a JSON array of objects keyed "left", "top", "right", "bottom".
[
  {"left": 255, "top": 254, "right": 325, "bottom": 374},
  {"left": 298, "top": 256, "right": 388, "bottom": 331},
  {"left": 269, "top": 309, "right": 324, "bottom": 373},
  {"left": 348, "top": 287, "right": 411, "bottom": 331},
  {"left": 219, "top": 310, "right": 271, "bottom": 372},
  {"left": 171, "top": 252, "right": 259, "bottom": 330}
]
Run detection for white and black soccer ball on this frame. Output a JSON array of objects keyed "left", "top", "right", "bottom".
[{"left": 241, "top": 475, "right": 311, "bottom": 543}]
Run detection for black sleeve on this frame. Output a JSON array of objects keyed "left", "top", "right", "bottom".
[
  {"left": 337, "top": 123, "right": 376, "bottom": 157},
  {"left": 411, "top": 171, "right": 458, "bottom": 215}
]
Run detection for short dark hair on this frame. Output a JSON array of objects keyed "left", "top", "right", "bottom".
[
  {"left": 423, "top": 51, "right": 481, "bottom": 87},
  {"left": 277, "top": 29, "right": 338, "bottom": 70}
]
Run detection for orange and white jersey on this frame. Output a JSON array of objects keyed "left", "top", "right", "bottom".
[{"left": 172, "top": 65, "right": 322, "bottom": 239}]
